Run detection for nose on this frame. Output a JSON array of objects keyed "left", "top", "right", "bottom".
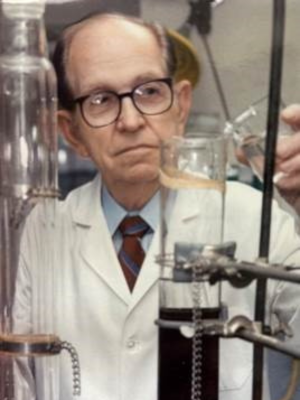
[{"left": 116, "top": 97, "right": 145, "bottom": 132}]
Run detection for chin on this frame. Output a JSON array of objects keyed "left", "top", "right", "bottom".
[{"left": 123, "top": 165, "right": 159, "bottom": 184}]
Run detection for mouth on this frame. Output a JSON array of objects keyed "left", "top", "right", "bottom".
[{"left": 115, "top": 144, "right": 158, "bottom": 156}]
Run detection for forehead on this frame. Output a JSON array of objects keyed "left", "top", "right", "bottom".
[{"left": 67, "top": 18, "right": 167, "bottom": 96}]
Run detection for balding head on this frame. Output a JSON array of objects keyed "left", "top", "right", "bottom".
[{"left": 52, "top": 13, "right": 177, "bottom": 110}]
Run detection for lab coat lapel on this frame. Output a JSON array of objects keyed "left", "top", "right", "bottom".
[
  {"left": 71, "top": 175, "right": 131, "bottom": 305},
  {"left": 127, "top": 226, "right": 161, "bottom": 311}
]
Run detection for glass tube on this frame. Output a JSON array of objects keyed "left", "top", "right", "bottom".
[
  {"left": 158, "top": 134, "right": 227, "bottom": 400},
  {"left": 159, "top": 134, "right": 226, "bottom": 311},
  {"left": 0, "top": 1, "right": 59, "bottom": 399}
]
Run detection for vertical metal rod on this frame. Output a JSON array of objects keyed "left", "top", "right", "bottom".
[
  {"left": 187, "top": 0, "right": 232, "bottom": 121},
  {"left": 201, "top": 35, "right": 231, "bottom": 121},
  {"left": 252, "top": 1, "right": 285, "bottom": 399}
]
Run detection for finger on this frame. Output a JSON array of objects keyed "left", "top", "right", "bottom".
[
  {"left": 277, "top": 152, "right": 300, "bottom": 175},
  {"left": 281, "top": 104, "right": 300, "bottom": 130},
  {"left": 235, "top": 147, "right": 249, "bottom": 166},
  {"left": 276, "top": 133, "right": 300, "bottom": 161},
  {"left": 275, "top": 171, "right": 300, "bottom": 191}
]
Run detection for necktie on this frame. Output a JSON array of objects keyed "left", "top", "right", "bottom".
[{"left": 118, "top": 216, "right": 149, "bottom": 291}]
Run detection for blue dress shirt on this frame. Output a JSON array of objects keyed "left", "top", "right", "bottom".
[{"left": 101, "top": 185, "right": 159, "bottom": 253}]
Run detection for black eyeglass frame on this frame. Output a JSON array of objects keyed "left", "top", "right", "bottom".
[{"left": 73, "top": 77, "right": 174, "bottom": 128}]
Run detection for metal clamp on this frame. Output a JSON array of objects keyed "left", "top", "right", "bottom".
[
  {"left": 0, "top": 334, "right": 81, "bottom": 396},
  {"left": 0, "top": 334, "right": 61, "bottom": 356}
]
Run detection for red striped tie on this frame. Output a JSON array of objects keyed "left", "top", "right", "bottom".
[{"left": 118, "top": 216, "right": 149, "bottom": 291}]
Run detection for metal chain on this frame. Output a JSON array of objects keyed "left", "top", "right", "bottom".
[
  {"left": 60, "top": 341, "right": 81, "bottom": 396},
  {"left": 4, "top": 360, "right": 14, "bottom": 400},
  {"left": 191, "top": 259, "right": 205, "bottom": 400}
]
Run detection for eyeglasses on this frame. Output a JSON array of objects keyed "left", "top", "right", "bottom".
[{"left": 73, "top": 77, "right": 174, "bottom": 128}]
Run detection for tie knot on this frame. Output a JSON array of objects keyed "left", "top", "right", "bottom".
[{"left": 119, "top": 216, "right": 149, "bottom": 238}]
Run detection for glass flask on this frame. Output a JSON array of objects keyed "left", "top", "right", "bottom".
[
  {"left": 226, "top": 96, "right": 292, "bottom": 183},
  {"left": 158, "top": 134, "right": 227, "bottom": 400},
  {"left": 0, "top": 2, "right": 72, "bottom": 400}
]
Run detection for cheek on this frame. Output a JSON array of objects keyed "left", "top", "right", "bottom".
[
  {"left": 150, "top": 112, "right": 184, "bottom": 142},
  {"left": 88, "top": 145, "right": 112, "bottom": 171},
  {"left": 76, "top": 130, "right": 111, "bottom": 169}
]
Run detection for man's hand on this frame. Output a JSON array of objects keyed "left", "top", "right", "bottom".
[{"left": 276, "top": 104, "right": 300, "bottom": 213}]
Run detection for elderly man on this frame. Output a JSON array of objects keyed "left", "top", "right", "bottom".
[{"left": 14, "top": 12, "right": 300, "bottom": 400}]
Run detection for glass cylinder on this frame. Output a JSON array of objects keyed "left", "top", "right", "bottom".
[
  {"left": 0, "top": 2, "right": 60, "bottom": 400},
  {"left": 159, "top": 134, "right": 226, "bottom": 311},
  {"left": 0, "top": 1, "right": 58, "bottom": 210},
  {"left": 158, "top": 134, "right": 227, "bottom": 400}
]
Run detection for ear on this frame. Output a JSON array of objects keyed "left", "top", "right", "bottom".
[
  {"left": 57, "top": 110, "right": 89, "bottom": 158},
  {"left": 174, "top": 79, "right": 192, "bottom": 135}
]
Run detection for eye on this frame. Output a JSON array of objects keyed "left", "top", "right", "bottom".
[
  {"left": 138, "top": 83, "right": 162, "bottom": 97},
  {"left": 89, "top": 92, "right": 114, "bottom": 106}
]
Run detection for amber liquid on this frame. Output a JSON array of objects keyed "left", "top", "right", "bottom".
[{"left": 158, "top": 308, "right": 220, "bottom": 400}]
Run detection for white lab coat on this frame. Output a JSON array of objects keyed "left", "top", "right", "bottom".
[{"left": 13, "top": 174, "right": 300, "bottom": 400}]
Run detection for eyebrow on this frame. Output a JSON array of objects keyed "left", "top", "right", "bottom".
[
  {"left": 130, "top": 73, "right": 166, "bottom": 87},
  {"left": 80, "top": 73, "right": 167, "bottom": 97}
]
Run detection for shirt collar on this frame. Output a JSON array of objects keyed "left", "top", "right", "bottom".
[{"left": 101, "top": 185, "right": 159, "bottom": 235}]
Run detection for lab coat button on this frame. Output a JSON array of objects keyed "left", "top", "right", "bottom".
[
  {"left": 126, "top": 337, "right": 138, "bottom": 350},
  {"left": 127, "top": 339, "right": 135, "bottom": 348}
]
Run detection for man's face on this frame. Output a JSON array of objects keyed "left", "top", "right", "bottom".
[{"left": 59, "top": 18, "right": 192, "bottom": 192}]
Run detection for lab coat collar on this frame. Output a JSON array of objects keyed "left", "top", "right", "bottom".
[
  {"left": 69, "top": 174, "right": 131, "bottom": 304},
  {"left": 70, "top": 174, "right": 102, "bottom": 227}
]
